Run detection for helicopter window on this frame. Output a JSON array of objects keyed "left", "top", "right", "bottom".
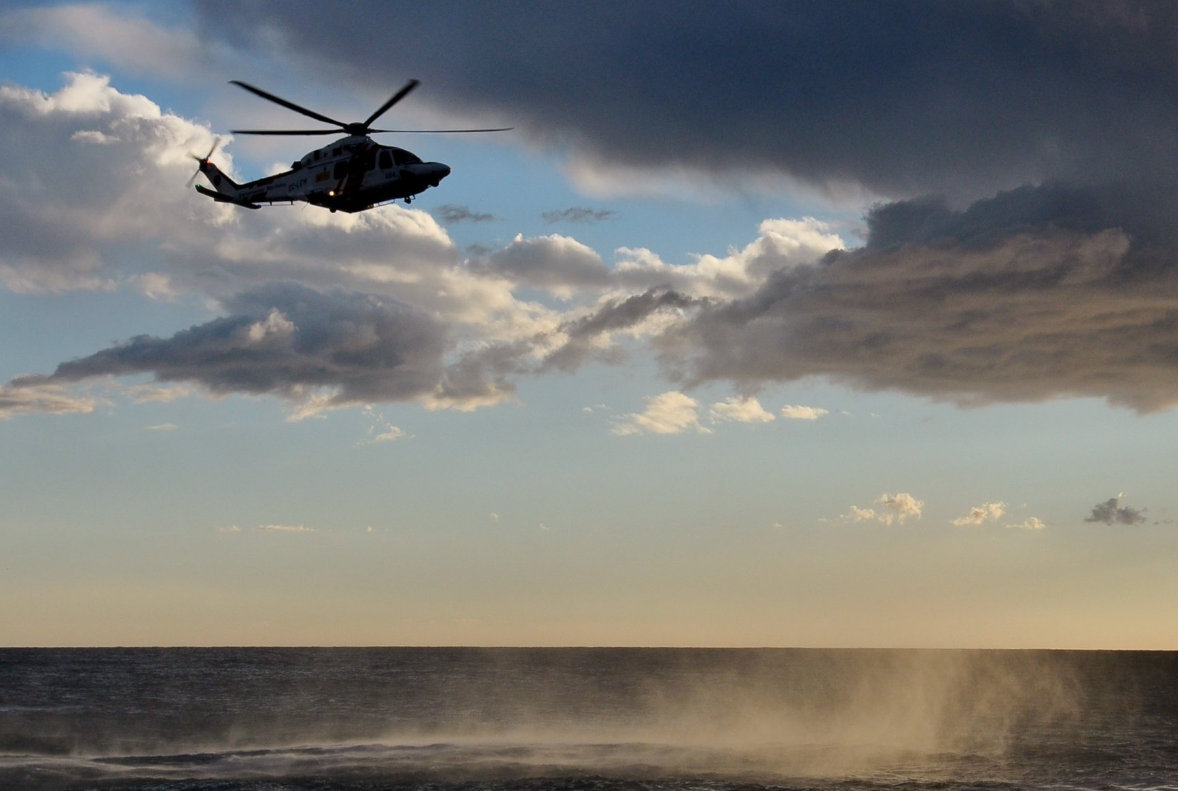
[
  {"left": 333, "top": 161, "right": 348, "bottom": 179},
  {"left": 391, "top": 148, "right": 422, "bottom": 166},
  {"left": 378, "top": 150, "right": 393, "bottom": 170}
]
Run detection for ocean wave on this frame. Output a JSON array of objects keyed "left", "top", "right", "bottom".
[{"left": 0, "top": 738, "right": 1068, "bottom": 791}]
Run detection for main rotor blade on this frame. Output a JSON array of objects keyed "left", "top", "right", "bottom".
[
  {"left": 230, "top": 128, "right": 342, "bottom": 136},
  {"left": 369, "top": 127, "right": 514, "bottom": 134},
  {"left": 230, "top": 80, "right": 346, "bottom": 129},
  {"left": 363, "top": 79, "right": 420, "bottom": 128}
]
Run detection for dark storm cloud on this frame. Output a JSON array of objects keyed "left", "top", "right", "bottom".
[
  {"left": 661, "top": 183, "right": 1178, "bottom": 412},
  {"left": 1085, "top": 497, "right": 1148, "bottom": 526},
  {"left": 192, "top": 1, "right": 1178, "bottom": 200},
  {"left": 35, "top": 283, "right": 500, "bottom": 410}
]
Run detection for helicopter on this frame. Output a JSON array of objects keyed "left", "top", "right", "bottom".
[{"left": 191, "top": 79, "right": 509, "bottom": 213}]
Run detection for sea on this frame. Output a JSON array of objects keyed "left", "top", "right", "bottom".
[{"left": 1, "top": 648, "right": 1176, "bottom": 791}]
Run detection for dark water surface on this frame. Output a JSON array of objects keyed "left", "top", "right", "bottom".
[{"left": 1, "top": 648, "right": 1176, "bottom": 790}]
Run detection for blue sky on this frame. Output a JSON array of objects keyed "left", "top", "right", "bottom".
[{"left": 2, "top": 1, "right": 1177, "bottom": 648}]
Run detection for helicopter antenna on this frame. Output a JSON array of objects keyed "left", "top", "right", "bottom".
[{"left": 228, "top": 80, "right": 511, "bottom": 137}]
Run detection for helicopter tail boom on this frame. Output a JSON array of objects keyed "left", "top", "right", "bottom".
[
  {"left": 193, "top": 160, "right": 260, "bottom": 209},
  {"left": 194, "top": 183, "right": 260, "bottom": 209}
]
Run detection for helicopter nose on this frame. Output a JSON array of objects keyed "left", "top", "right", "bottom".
[{"left": 428, "top": 163, "right": 450, "bottom": 187}]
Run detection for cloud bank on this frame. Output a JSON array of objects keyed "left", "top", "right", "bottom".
[
  {"left": 661, "top": 197, "right": 1178, "bottom": 411},
  {"left": 175, "top": 2, "right": 1178, "bottom": 412},
  {"left": 10, "top": 1, "right": 1178, "bottom": 420}
]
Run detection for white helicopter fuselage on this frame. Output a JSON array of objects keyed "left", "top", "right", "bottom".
[{"left": 196, "top": 135, "right": 451, "bottom": 213}]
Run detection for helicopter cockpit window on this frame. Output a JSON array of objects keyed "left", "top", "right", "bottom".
[
  {"left": 391, "top": 148, "right": 422, "bottom": 166},
  {"left": 378, "top": 150, "right": 393, "bottom": 170}
]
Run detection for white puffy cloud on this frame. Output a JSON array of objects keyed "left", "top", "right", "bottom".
[
  {"left": 1006, "top": 517, "right": 1047, "bottom": 531},
  {"left": 614, "top": 218, "right": 844, "bottom": 301},
  {"left": 845, "top": 493, "right": 924, "bottom": 526},
  {"left": 612, "top": 391, "right": 710, "bottom": 436},
  {"left": 952, "top": 502, "right": 1007, "bottom": 526},
  {"left": 709, "top": 396, "right": 775, "bottom": 424},
  {"left": 469, "top": 218, "right": 843, "bottom": 305},
  {"left": 0, "top": 71, "right": 228, "bottom": 293},
  {"left": 780, "top": 404, "right": 829, "bottom": 421}
]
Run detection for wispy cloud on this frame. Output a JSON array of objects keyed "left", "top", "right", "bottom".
[
  {"left": 0, "top": 380, "right": 96, "bottom": 419},
  {"left": 1006, "top": 517, "right": 1047, "bottom": 531},
  {"left": 258, "top": 524, "right": 315, "bottom": 534},
  {"left": 435, "top": 204, "right": 494, "bottom": 224},
  {"left": 542, "top": 207, "right": 616, "bottom": 224},
  {"left": 357, "top": 407, "right": 409, "bottom": 445},
  {"left": 780, "top": 404, "right": 829, "bottom": 421},
  {"left": 127, "top": 384, "right": 190, "bottom": 404}
]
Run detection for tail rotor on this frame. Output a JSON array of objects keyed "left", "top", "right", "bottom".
[{"left": 187, "top": 137, "right": 223, "bottom": 188}]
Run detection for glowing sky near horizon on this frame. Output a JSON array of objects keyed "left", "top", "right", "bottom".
[{"left": 1, "top": 1, "right": 1177, "bottom": 648}]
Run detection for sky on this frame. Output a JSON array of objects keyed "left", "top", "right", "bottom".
[{"left": 1, "top": 0, "right": 1177, "bottom": 648}]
